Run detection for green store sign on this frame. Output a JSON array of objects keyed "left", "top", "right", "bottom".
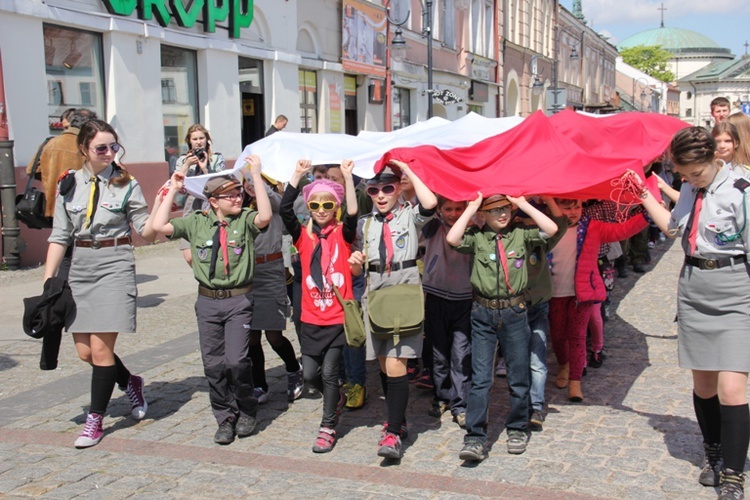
[{"left": 101, "top": 0, "right": 254, "bottom": 38}]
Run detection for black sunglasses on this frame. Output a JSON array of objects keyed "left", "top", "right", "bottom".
[{"left": 92, "top": 143, "right": 121, "bottom": 155}]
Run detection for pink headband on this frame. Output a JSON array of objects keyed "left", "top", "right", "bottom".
[{"left": 302, "top": 179, "right": 344, "bottom": 205}]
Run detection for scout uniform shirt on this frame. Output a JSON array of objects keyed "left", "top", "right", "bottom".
[
  {"left": 169, "top": 208, "right": 264, "bottom": 289},
  {"left": 668, "top": 165, "right": 750, "bottom": 259},
  {"left": 48, "top": 164, "right": 149, "bottom": 246},
  {"left": 453, "top": 224, "right": 549, "bottom": 300}
]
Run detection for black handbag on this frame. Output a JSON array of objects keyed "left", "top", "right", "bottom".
[{"left": 16, "top": 137, "right": 53, "bottom": 229}]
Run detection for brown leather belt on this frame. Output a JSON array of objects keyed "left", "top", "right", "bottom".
[
  {"left": 198, "top": 284, "right": 253, "bottom": 299},
  {"left": 256, "top": 251, "right": 283, "bottom": 264},
  {"left": 75, "top": 236, "right": 132, "bottom": 249},
  {"left": 474, "top": 294, "right": 526, "bottom": 310},
  {"left": 684, "top": 254, "right": 747, "bottom": 270}
]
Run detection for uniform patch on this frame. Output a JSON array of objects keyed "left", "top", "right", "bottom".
[
  {"left": 395, "top": 235, "right": 406, "bottom": 249},
  {"left": 198, "top": 248, "right": 208, "bottom": 261},
  {"left": 205, "top": 240, "right": 213, "bottom": 246},
  {"left": 714, "top": 235, "right": 728, "bottom": 246},
  {"left": 515, "top": 259, "right": 523, "bottom": 268},
  {"left": 234, "top": 247, "right": 243, "bottom": 255},
  {"left": 529, "top": 253, "right": 538, "bottom": 265},
  {"left": 489, "top": 253, "right": 496, "bottom": 261}
]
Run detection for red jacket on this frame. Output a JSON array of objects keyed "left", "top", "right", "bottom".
[{"left": 571, "top": 213, "right": 649, "bottom": 303}]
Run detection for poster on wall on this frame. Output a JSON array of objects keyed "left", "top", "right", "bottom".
[{"left": 342, "top": 0, "right": 387, "bottom": 77}]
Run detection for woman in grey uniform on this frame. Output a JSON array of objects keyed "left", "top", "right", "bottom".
[
  {"left": 641, "top": 127, "right": 750, "bottom": 499},
  {"left": 243, "top": 174, "right": 303, "bottom": 404},
  {"left": 43, "top": 120, "right": 156, "bottom": 448}
]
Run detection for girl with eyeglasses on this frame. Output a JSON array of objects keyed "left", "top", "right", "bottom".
[
  {"left": 280, "top": 159, "right": 359, "bottom": 453},
  {"left": 349, "top": 160, "right": 438, "bottom": 460},
  {"left": 43, "top": 119, "right": 156, "bottom": 448}
]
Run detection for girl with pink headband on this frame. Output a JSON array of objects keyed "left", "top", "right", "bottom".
[{"left": 280, "top": 159, "right": 360, "bottom": 453}]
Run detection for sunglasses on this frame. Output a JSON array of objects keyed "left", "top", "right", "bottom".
[
  {"left": 214, "top": 191, "right": 244, "bottom": 201},
  {"left": 366, "top": 184, "right": 398, "bottom": 197},
  {"left": 91, "top": 143, "right": 121, "bottom": 155},
  {"left": 482, "top": 206, "right": 512, "bottom": 217},
  {"left": 308, "top": 201, "right": 337, "bottom": 211}
]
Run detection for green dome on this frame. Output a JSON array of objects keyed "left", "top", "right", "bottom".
[{"left": 619, "top": 27, "right": 733, "bottom": 57}]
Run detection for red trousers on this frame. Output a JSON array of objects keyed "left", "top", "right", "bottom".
[{"left": 549, "top": 297, "right": 597, "bottom": 381}]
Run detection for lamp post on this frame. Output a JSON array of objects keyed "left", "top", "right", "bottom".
[
  {"left": 386, "top": 0, "right": 434, "bottom": 119},
  {"left": 550, "top": 24, "right": 580, "bottom": 114},
  {"left": 633, "top": 77, "right": 650, "bottom": 111}
]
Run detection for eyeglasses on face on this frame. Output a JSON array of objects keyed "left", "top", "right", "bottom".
[
  {"left": 91, "top": 143, "right": 121, "bottom": 155},
  {"left": 308, "top": 201, "right": 337, "bottom": 211},
  {"left": 366, "top": 184, "right": 397, "bottom": 197},
  {"left": 214, "top": 191, "right": 244, "bottom": 201},
  {"left": 482, "top": 206, "right": 512, "bottom": 217}
]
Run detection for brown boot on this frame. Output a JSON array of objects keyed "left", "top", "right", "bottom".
[
  {"left": 568, "top": 380, "right": 583, "bottom": 402},
  {"left": 555, "top": 363, "right": 569, "bottom": 389}
]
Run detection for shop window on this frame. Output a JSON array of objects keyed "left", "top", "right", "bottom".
[
  {"left": 161, "top": 45, "right": 198, "bottom": 155},
  {"left": 392, "top": 87, "right": 411, "bottom": 130},
  {"left": 686, "top": 108, "right": 692, "bottom": 118},
  {"left": 468, "top": 104, "right": 483, "bottom": 114},
  {"left": 43, "top": 24, "right": 105, "bottom": 133},
  {"left": 299, "top": 69, "right": 318, "bottom": 134}
]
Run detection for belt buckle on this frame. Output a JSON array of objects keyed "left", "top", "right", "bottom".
[
  {"left": 91, "top": 240, "right": 101, "bottom": 249},
  {"left": 215, "top": 289, "right": 228, "bottom": 299},
  {"left": 488, "top": 299, "right": 499, "bottom": 309},
  {"left": 703, "top": 260, "right": 717, "bottom": 270}
]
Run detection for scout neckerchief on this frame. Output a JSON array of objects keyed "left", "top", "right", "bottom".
[
  {"left": 84, "top": 175, "right": 100, "bottom": 229},
  {"left": 310, "top": 222, "right": 337, "bottom": 290},
  {"left": 495, "top": 233, "right": 515, "bottom": 295},
  {"left": 686, "top": 188, "right": 704, "bottom": 255},
  {"left": 208, "top": 220, "right": 229, "bottom": 278},
  {"left": 375, "top": 211, "right": 395, "bottom": 273}
]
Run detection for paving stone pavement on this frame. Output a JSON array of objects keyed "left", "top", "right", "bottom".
[{"left": 0, "top": 239, "right": 746, "bottom": 498}]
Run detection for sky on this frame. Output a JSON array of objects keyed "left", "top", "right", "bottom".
[{"left": 559, "top": 0, "right": 750, "bottom": 58}]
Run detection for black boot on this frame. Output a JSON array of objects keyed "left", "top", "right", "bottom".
[
  {"left": 698, "top": 442, "right": 722, "bottom": 486},
  {"left": 719, "top": 468, "right": 745, "bottom": 500}
]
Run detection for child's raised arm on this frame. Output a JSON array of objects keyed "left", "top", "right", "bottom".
[
  {"left": 508, "top": 195, "right": 558, "bottom": 237},
  {"left": 447, "top": 192, "right": 482, "bottom": 247},
  {"left": 245, "top": 155, "right": 271, "bottom": 229},
  {"left": 150, "top": 173, "right": 182, "bottom": 236},
  {"left": 341, "top": 159, "right": 359, "bottom": 217},
  {"left": 389, "top": 159, "right": 437, "bottom": 210}
]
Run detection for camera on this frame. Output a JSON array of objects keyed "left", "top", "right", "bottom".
[{"left": 193, "top": 147, "right": 206, "bottom": 161}]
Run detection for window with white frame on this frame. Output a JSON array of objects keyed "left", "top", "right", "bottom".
[
  {"left": 470, "top": 0, "right": 494, "bottom": 57},
  {"left": 160, "top": 45, "right": 198, "bottom": 156},
  {"left": 441, "top": 0, "right": 455, "bottom": 49},
  {"left": 392, "top": 87, "right": 411, "bottom": 130}
]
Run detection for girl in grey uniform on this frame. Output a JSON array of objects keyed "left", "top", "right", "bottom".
[
  {"left": 243, "top": 174, "right": 303, "bottom": 404},
  {"left": 350, "top": 160, "right": 437, "bottom": 459},
  {"left": 641, "top": 127, "right": 750, "bottom": 499},
  {"left": 43, "top": 120, "right": 155, "bottom": 448}
]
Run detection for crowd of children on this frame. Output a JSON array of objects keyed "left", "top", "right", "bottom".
[{"left": 43, "top": 119, "right": 750, "bottom": 499}]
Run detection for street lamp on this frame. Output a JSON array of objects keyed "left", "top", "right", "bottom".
[
  {"left": 550, "top": 24, "right": 581, "bottom": 114},
  {"left": 532, "top": 76, "right": 545, "bottom": 96},
  {"left": 633, "top": 77, "right": 650, "bottom": 111},
  {"left": 386, "top": 0, "right": 435, "bottom": 119}
]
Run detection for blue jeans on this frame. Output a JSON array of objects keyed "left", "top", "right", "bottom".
[
  {"left": 465, "top": 302, "right": 531, "bottom": 443},
  {"left": 342, "top": 343, "right": 367, "bottom": 386},
  {"left": 527, "top": 301, "right": 549, "bottom": 412}
]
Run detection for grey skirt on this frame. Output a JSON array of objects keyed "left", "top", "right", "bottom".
[
  {"left": 364, "top": 266, "right": 423, "bottom": 360},
  {"left": 250, "top": 259, "right": 290, "bottom": 331},
  {"left": 677, "top": 261, "right": 750, "bottom": 371},
  {"left": 68, "top": 244, "right": 137, "bottom": 333}
]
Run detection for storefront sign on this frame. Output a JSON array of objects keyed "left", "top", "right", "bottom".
[
  {"left": 471, "top": 55, "right": 495, "bottom": 83},
  {"left": 101, "top": 0, "right": 253, "bottom": 38},
  {"left": 329, "top": 83, "right": 342, "bottom": 133},
  {"left": 431, "top": 89, "right": 463, "bottom": 105},
  {"left": 470, "top": 81, "right": 488, "bottom": 103},
  {"left": 342, "top": 0, "right": 387, "bottom": 78}
]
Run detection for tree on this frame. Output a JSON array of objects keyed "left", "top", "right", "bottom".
[{"left": 620, "top": 45, "right": 676, "bottom": 82}]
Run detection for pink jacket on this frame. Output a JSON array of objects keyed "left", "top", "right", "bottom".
[{"left": 572, "top": 213, "right": 649, "bottom": 303}]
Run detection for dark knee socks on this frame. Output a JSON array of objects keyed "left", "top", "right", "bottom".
[
  {"left": 380, "top": 371, "right": 388, "bottom": 397},
  {"left": 269, "top": 336, "right": 300, "bottom": 373},
  {"left": 693, "top": 393, "right": 721, "bottom": 444},
  {"left": 248, "top": 345, "right": 267, "bottom": 391},
  {"left": 386, "top": 375, "right": 409, "bottom": 434},
  {"left": 721, "top": 404, "right": 750, "bottom": 472},
  {"left": 90, "top": 364, "right": 117, "bottom": 415},
  {"left": 114, "top": 355, "right": 131, "bottom": 389}
]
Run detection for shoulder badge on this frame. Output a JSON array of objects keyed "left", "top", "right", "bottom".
[
  {"left": 57, "top": 170, "right": 77, "bottom": 196},
  {"left": 734, "top": 178, "right": 750, "bottom": 193}
]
